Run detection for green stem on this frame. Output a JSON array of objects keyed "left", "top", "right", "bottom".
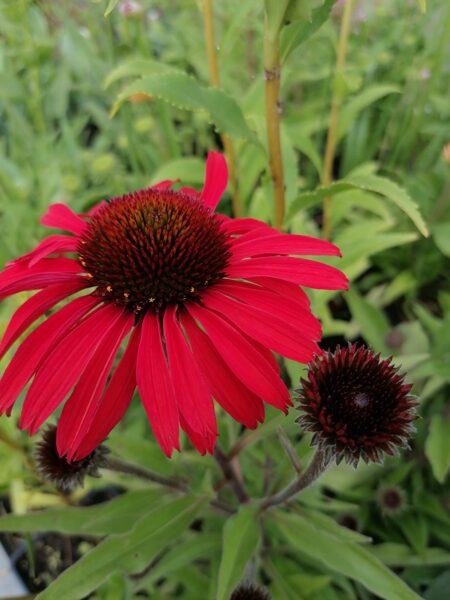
[{"left": 322, "top": 0, "right": 354, "bottom": 241}]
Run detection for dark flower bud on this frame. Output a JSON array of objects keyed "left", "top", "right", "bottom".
[
  {"left": 297, "top": 344, "right": 417, "bottom": 466},
  {"left": 377, "top": 485, "right": 407, "bottom": 516},
  {"left": 35, "top": 426, "right": 109, "bottom": 492},
  {"left": 230, "top": 584, "right": 272, "bottom": 600}
]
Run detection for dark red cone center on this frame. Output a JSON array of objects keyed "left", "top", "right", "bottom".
[{"left": 79, "top": 189, "right": 231, "bottom": 313}]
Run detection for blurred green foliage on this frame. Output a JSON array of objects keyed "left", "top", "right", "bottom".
[{"left": 0, "top": 0, "right": 449, "bottom": 598}]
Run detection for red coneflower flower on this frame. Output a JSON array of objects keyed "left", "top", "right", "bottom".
[
  {"left": 297, "top": 344, "right": 417, "bottom": 466},
  {"left": 0, "top": 152, "right": 347, "bottom": 461}
]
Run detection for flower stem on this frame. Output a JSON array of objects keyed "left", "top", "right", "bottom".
[
  {"left": 202, "top": 0, "right": 241, "bottom": 217},
  {"left": 214, "top": 446, "right": 249, "bottom": 504},
  {"left": 264, "top": 17, "right": 285, "bottom": 230},
  {"left": 322, "top": 0, "right": 354, "bottom": 241},
  {"left": 260, "top": 448, "right": 330, "bottom": 510},
  {"left": 104, "top": 456, "right": 188, "bottom": 491}
]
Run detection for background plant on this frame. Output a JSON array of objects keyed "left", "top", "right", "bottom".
[{"left": 0, "top": 0, "right": 449, "bottom": 598}]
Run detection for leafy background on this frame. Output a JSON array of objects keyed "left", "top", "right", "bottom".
[{"left": 0, "top": 0, "right": 449, "bottom": 598}]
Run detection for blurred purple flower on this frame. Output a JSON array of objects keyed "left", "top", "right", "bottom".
[{"left": 118, "top": 0, "right": 142, "bottom": 16}]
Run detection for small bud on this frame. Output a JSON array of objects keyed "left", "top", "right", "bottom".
[
  {"left": 35, "top": 426, "right": 109, "bottom": 493},
  {"left": 230, "top": 584, "right": 272, "bottom": 600},
  {"left": 377, "top": 485, "right": 407, "bottom": 516},
  {"left": 297, "top": 344, "right": 418, "bottom": 467}
]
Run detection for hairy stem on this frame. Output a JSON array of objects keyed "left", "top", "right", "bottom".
[
  {"left": 202, "top": 0, "right": 241, "bottom": 217},
  {"left": 214, "top": 446, "right": 250, "bottom": 504},
  {"left": 322, "top": 0, "right": 354, "bottom": 240},
  {"left": 264, "top": 19, "right": 285, "bottom": 230},
  {"left": 261, "top": 448, "right": 329, "bottom": 510}
]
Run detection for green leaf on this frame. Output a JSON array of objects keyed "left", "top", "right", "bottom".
[
  {"left": 272, "top": 511, "right": 420, "bottom": 600},
  {"left": 104, "top": 0, "right": 119, "bottom": 17},
  {"left": 345, "top": 287, "right": 390, "bottom": 352},
  {"left": 346, "top": 174, "right": 429, "bottom": 237},
  {"left": 149, "top": 158, "right": 206, "bottom": 186},
  {"left": 111, "top": 72, "right": 254, "bottom": 141},
  {"left": 0, "top": 489, "right": 165, "bottom": 535},
  {"left": 370, "top": 543, "right": 450, "bottom": 567},
  {"left": 103, "top": 58, "right": 182, "bottom": 89},
  {"left": 36, "top": 496, "right": 205, "bottom": 600},
  {"left": 425, "top": 414, "right": 450, "bottom": 483},
  {"left": 217, "top": 505, "right": 260, "bottom": 600},
  {"left": 281, "top": 0, "right": 335, "bottom": 62},
  {"left": 337, "top": 85, "right": 401, "bottom": 140},
  {"left": 431, "top": 222, "right": 450, "bottom": 257},
  {"left": 286, "top": 181, "right": 355, "bottom": 220}
]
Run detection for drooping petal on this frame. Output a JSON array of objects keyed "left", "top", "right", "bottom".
[
  {"left": 74, "top": 326, "right": 141, "bottom": 460},
  {"left": 201, "top": 289, "right": 318, "bottom": 363},
  {"left": 150, "top": 179, "right": 179, "bottom": 191},
  {"left": 226, "top": 256, "right": 348, "bottom": 290},
  {"left": 0, "top": 295, "right": 99, "bottom": 415},
  {"left": 181, "top": 310, "right": 264, "bottom": 428},
  {"left": 56, "top": 311, "right": 134, "bottom": 460},
  {"left": 136, "top": 312, "right": 180, "bottom": 457},
  {"left": 199, "top": 151, "right": 228, "bottom": 211},
  {"left": 41, "top": 204, "right": 87, "bottom": 235},
  {"left": 8, "top": 235, "right": 79, "bottom": 268},
  {"left": 0, "top": 279, "right": 86, "bottom": 360},
  {"left": 0, "top": 259, "right": 84, "bottom": 300},
  {"left": 187, "top": 303, "right": 290, "bottom": 411},
  {"left": 248, "top": 276, "right": 311, "bottom": 307},
  {"left": 219, "top": 216, "right": 271, "bottom": 236},
  {"left": 20, "top": 303, "right": 124, "bottom": 434},
  {"left": 179, "top": 413, "right": 216, "bottom": 455},
  {"left": 214, "top": 280, "right": 321, "bottom": 339},
  {"left": 230, "top": 232, "right": 341, "bottom": 259},
  {"left": 163, "top": 307, "right": 217, "bottom": 453}
]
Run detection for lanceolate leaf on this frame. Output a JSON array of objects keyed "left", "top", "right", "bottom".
[
  {"left": 104, "top": 58, "right": 182, "bottom": 89},
  {"left": 0, "top": 489, "right": 165, "bottom": 536},
  {"left": 36, "top": 496, "right": 206, "bottom": 600},
  {"left": 104, "top": 0, "right": 120, "bottom": 17},
  {"left": 271, "top": 510, "right": 421, "bottom": 600},
  {"left": 217, "top": 504, "right": 260, "bottom": 600},
  {"left": 111, "top": 72, "right": 255, "bottom": 141},
  {"left": 425, "top": 414, "right": 450, "bottom": 483},
  {"left": 281, "top": 0, "right": 335, "bottom": 62}
]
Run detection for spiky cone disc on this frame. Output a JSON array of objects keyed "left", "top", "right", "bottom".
[
  {"left": 377, "top": 485, "right": 407, "bottom": 516},
  {"left": 35, "top": 426, "right": 109, "bottom": 492},
  {"left": 230, "top": 584, "right": 272, "bottom": 600},
  {"left": 296, "top": 344, "right": 418, "bottom": 467}
]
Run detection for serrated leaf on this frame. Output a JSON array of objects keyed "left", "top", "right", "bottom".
[
  {"left": 111, "top": 72, "right": 254, "bottom": 141},
  {"left": 272, "top": 511, "right": 420, "bottom": 600},
  {"left": 425, "top": 414, "right": 450, "bottom": 483},
  {"left": 345, "top": 174, "right": 429, "bottom": 237},
  {"left": 104, "top": 0, "right": 119, "bottom": 17},
  {"left": 281, "top": 0, "right": 334, "bottom": 62},
  {"left": 286, "top": 181, "right": 355, "bottom": 220},
  {"left": 103, "top": 58, "right": 181, "bottom": 89},
  {"left": 217, "top": 505, "right": 260, "bottom": 600},
  {"left": 36, "top": 496, "right": 205, "bottom": 600},
  {"left": 0, "top": 489, "right": 165, "bottom": 536}
]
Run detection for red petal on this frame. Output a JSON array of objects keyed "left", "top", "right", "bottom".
[
  {"left": 0, "top": 295, "right": 99, "bottom": 415},
  {"left": 0, "top": 259, "right": 84, "bottom": 300},
  {"left": 8, "top": 235, "right": 79, "bottom": 268},
  {"left": 20, "top": 303, "right": 124, "bottom": 433},
  {"left": 74, "top": 326, "right": 141, "bottom": 460},
  {"left": 187, "top": 303, "right": 289, "bottom": 411},
  {"left": 227, "top": 256, "right": 348, "bottom": 290},
  {"left": 199, "top": 152, "right": 228, "bottom": 211},
  {"left": 231, "top": 232, "right": 341, "bottom": 259},
  {"left": 215, "top": 280, "right": 321, "bottom": 339},
  {"left": 41, "top": 204, "right": 87, "bottom": 235},
  {"left": 163, "top": 307, "right": 217, "bottom": 452},
  {"left": 150, "top": 179, "right": 179, "bottom": 191},
  {"left": 0, "top": 279, "right": 85, "bottom": 361},
  {"left": 220, "top": 217, "right": 271, "bottom": 235},
  {"left": 181, "top": 310, "right": 264, "bottom": 428},
  {"left": 248, "top": 276, "right": 311, "bottom": 307},
  {"left": 136, "top": 312, "right": 180, "bottom": 457},
  {"left": 201, "top": 289, "right": 318, "bottom": 363},
  {"left": 56, "top": 311, "right": 134, "bottom": 460}
]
